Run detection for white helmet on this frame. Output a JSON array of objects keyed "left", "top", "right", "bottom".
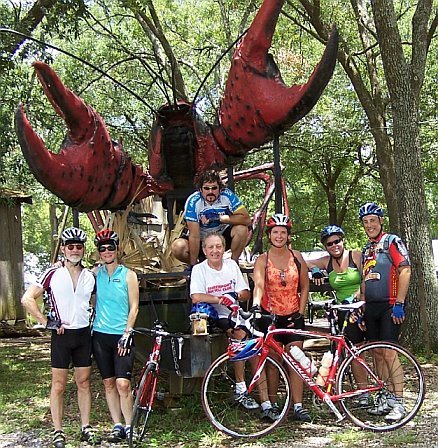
[{"left": 61, "top": 227, "right": 87, "bottom": 244}]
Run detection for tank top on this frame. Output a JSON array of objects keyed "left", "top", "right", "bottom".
[
  {"left": 262, "top": 251, "right": 300, "bottom": 316},
  {"left": 327, "top": 251, "right": 361, "bottom": 302},
  {"left": 94, "top": 264, "right": 129, "bottom": 335}
]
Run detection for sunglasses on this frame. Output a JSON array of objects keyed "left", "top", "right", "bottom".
[
  {"left": 98, "top": 245, "right": 116, "bottom": 253},
  {"left": 203, "top": 186, "right": 218, "bottom": 191},
  {"left": 66, "top": 244, "right": 84, "bottom": 250},
  {"left": 280, "top": 270, "right": 286, "bottom": 287},
  {"left": 326, "top": 238, "right": 343, "bottom": 247}
]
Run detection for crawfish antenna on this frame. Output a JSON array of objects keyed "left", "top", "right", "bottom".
[{"left": 0, "top": 28, "right": 156, "bottom": 114}]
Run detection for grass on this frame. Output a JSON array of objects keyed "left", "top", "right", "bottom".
[{"left": 0, "top": 336, "right": 433, "bottom": 447}]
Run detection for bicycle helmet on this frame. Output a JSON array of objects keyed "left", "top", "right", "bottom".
[
  {"left": 358, "top": 202, "right": 384, "bottom": 220},
  {"left": 61, "top": 227, "right": 87, "bottom": 244},
  {"left": 190, "top": 302, "right": 219, "bottom": 321},
  {"left": 94, "top": 229, "right": 119, "bottom": 247},
  {"left": 320, "top": 225, "right": 345, "bottom": 243},
  {"left": 227, "top": 337, "right": 263, "bottom": 361},
  {"left": 266, "top": 213, "right": 292, "bottom": 233}
]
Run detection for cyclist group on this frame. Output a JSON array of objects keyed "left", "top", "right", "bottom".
[{"left": 21, "top": 168, "right": 411, "bottom": 446}]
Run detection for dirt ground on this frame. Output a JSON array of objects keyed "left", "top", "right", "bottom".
[{"left": 0, "top": 336, "right": 437, "bottom": 448}]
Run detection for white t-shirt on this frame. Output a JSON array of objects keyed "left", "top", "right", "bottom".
[
  {"left": 190, "top": 259, "right": 249, "bottom": 318},
  {"left": 35, "top": 266, "right": 95, "bottom": 329}
]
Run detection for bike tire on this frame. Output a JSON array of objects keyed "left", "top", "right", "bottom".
[
  {"left": 128, "top": 364, "right": 158, "bottom": 447},
  {"left": 201, "top": 353, "right": 291, "bottom": 438},
  {"left": 336, "top": 341, "right": 425, "bottom": 432}
]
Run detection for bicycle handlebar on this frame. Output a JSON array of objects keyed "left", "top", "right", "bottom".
[{"left": 132, "top": 326, "right": 184, "bottom": 340}]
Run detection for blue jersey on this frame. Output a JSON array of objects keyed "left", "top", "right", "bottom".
[
  {"left": 94, "top": 264, "right": 129, "bottom": 335},
  {"left": 184, "top": 188, "right": 244, "bottom": 238}
]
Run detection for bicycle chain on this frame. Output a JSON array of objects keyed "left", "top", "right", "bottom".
[{"left": 171, "top": 337, "right": 182, "bottom": 376}]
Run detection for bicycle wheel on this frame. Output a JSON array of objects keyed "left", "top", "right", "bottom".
[
  {"left": 201, "top": 353, "right": 291, "bottom": 438},
  {"left": 129, "top": 364, "right": 158, "bottom": 447},
  {"left": 336, "top": 341, "right": 425, "bottom": 431}
]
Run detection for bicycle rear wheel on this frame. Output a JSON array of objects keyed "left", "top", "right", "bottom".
[
  {"left": 129, "top": 364, "right": 158, "bottom": 447},
  {"left": 201, "top": 353, "right": 291, "bottom": 438},
  {"left": 336, "top": 341, "right": 425, "bottom": 431}
]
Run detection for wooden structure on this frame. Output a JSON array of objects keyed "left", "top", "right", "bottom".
[{"left": 0, "top": 188, "right": 32, "bottom": 323}]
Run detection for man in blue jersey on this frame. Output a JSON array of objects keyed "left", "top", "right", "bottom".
[
  {"left": 21, "top": 227, "right": 101, "bottom": 448},
  {"left": 171, "top": 170, "right": 251, "bottom": 266},
  {"left": 92, "top": 229, "right": 139, "bottom": 443}
]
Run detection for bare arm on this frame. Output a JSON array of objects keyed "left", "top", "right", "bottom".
[
  {"left": 118, "top": 269, "right": 139, "bottom": 356},
  {"left": 295, "top": 250, "right": 310, "bottom": 315},
  {"left": 21, "top": 285, "right": 46, "bottom": 326},
  {"left": 125, "top": 270, "right": 139, "bottom": 331},
  {"left": 252, "top": 254, "right": 267, "bottom": 307},
  {"left": 396, "top": 266, "right": 411, "bottom": 304},
  {"left": 187, "top": 221, "right": 201, "bottom": 265},
  {"left": 219, "top": 205, "right": 251, "bottom": 226}
]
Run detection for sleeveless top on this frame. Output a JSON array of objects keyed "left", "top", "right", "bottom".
[
  {"left": 262, "top": 251, "right": 300, "bottom": 316},
  {"left": 327, "top": 251, "right": 361, "bottom": 302},
  {"left": 94, "top": 264, "right": 129, "bottom": 335}
]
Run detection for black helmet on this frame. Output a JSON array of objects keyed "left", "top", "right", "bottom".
[
  {"left": 320, "top": 225, "right": 345, "bottom": 243},
  {"left": 359, "top": 202, "right": 384, "bottom": 220}
]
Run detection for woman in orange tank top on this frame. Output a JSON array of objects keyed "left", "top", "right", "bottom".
[{"left": 253, "top": 214, "right": 311, "bottom": 422}]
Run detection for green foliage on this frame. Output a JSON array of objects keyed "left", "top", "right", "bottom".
[{"left": 0, "top": 0, "right": 436, "bottom": 259}]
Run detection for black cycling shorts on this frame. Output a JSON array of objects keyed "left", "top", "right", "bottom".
[
  {"left": 364, "top": 302, "right": 401, "bottom": 342},
  {"left": 92, "top": 331, "right": 135, "bottom": 380},
  {"left": 50, "top": 327, "right": 92, "bottom": 369},
  {"left": 337, "top": 310, "right": 365, "bottom": 345},
  {"left": 257, "top": 310, "right": 305, "bottom": 345}
]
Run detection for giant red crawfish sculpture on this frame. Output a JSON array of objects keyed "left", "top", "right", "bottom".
[{"left": 14, "top": 0, "right": 338, "bottom": 212}]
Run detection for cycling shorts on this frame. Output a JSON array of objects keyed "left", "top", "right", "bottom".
[
  {"left": 364, "top": 302, "right": 401, "bottom": 342},
  {"left": 337, "top": 310, "right": 365, "bottom": 345},
  {"left": 92, "top": 331, "right": 135, "bottom": 380},
  {"left": 50, "top": 327, "right": 92, "bottom": 369},
  {"left": 258, "top": 310, "right": 305, "bottom": 345}
]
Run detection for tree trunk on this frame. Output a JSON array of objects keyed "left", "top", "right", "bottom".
[{"left": 371, "top": 0, "right": 438, "bottom": 352}]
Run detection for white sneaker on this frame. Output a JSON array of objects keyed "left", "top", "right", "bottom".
[
  {"left": 385, "top": 402, "right": 406, "bottom": 422},
  {"left": 234, "top": 392, "right": 260, "bottom": 410}
]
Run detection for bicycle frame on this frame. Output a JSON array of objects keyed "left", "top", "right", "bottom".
[{"left": 246, "top": 325, "right": 384, "bottom": 420}]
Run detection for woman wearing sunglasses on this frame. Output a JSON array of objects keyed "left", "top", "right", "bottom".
[
  {"left": 92, "top": 229, "right": 139, "bottom": 443},
  {"left": 252, "top": 213, "right": 311, "bottom": 422},
  {"left": 308, "top": 225, "right": 364, "bottom": 340}
]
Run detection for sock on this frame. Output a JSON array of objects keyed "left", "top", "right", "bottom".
[
  {"left": 261, "top": 401, "right": 272, "bottom": 411},
  {"left": 235, "top": 381, "right": 247, "bottom": 395},
  {"left": 294, "top": 403, "right": 303, "bottom": 411}
]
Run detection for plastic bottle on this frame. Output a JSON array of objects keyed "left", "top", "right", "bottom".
[
  {"left": 316, "top": 351, "right": 334, "bottom": 386},
  {"left": 289, "top": 346, "right": 317, "bottom": 376}
]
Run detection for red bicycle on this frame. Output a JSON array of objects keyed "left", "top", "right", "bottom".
[
  {"left": 128, "top": 322, "right": 184, "bottom": 447},
  {"left": 201, "top": 301, "right": 425, "bottom": 438}
]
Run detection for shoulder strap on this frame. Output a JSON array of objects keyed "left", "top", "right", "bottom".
[{"left": 289, "top": 249, "right": 301, "bottom": 274}]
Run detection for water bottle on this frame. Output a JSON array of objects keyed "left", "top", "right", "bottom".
[
  {"left": 316, "top": 351, "right": 334, "bottom": 386},
  {"left": 289, "top": 346, "right": 317, "bottom": 376}
]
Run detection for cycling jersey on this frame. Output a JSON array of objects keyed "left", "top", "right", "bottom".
[
  {"left": 184, "top": 188, "right": 245, "bottom": 239},
  {"left": 35, "top": 266, "right": 95, "bottom": 329},
  {"left": 362, "top": 233, "right": 410, "bottom": 304},
  {"left": 94, "top": 264, "right": 129, "bottom": 335}
]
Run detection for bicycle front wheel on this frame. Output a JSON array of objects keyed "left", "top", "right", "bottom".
[
  {"left": 201, "top": 353, "right": 291, "bottom": 438},
  {"left": 129, "top": 364, "right": 158, "bottom": 447},
  {"left": 336, "top": 341, "right": 425, "bottom": 432}
]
